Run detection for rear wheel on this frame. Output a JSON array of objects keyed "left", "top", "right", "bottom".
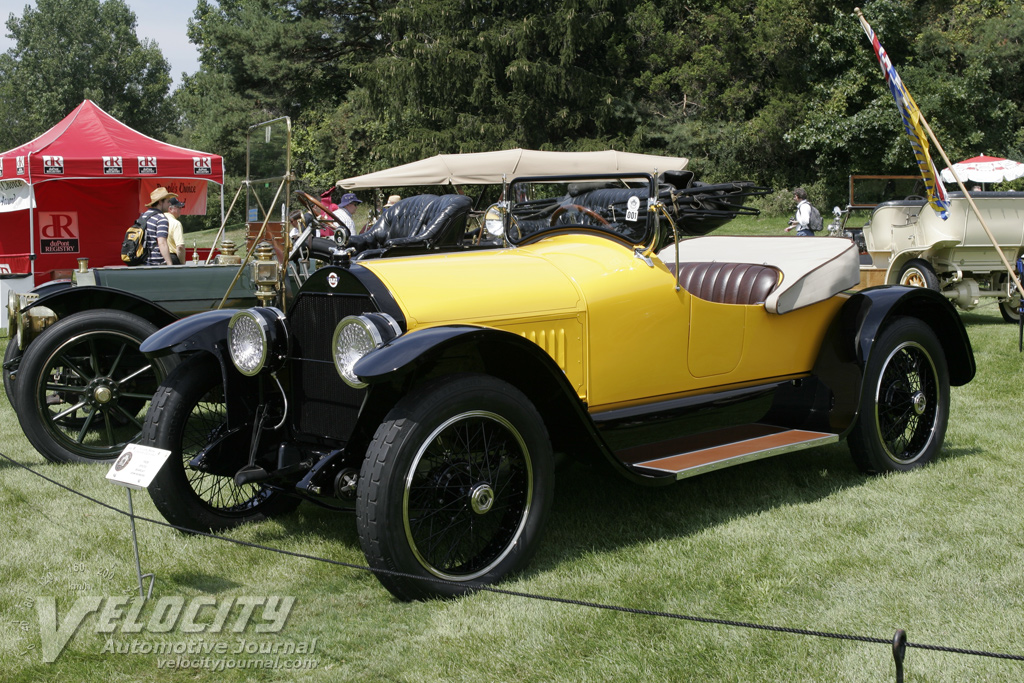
[
  {"left": 141, "top": 354, "right": 299, "bottom": 531},
  {"left": 898, "top": 259, "right": 940, "bottom": 291},
  {"left": 357, "top": 374, "right": 554, "bottom": 601},
  {"left": 14, "top": 310, "right": 174, "bottom": 463},
  {"left": 849, "top": 317, "right": 949, "bottom": 473}
]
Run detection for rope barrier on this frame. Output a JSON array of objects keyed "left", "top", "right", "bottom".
[{"left": 3, "top": 450, "right": 1024, "bottom": 680}]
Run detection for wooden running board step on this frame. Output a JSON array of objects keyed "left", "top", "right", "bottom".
[{"left": 628, "top": 424, "right": 839, "bottom": 479}]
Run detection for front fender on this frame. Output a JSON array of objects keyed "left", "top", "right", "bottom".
[
  {"left": 139, "top": 309, "right": 240, "bottom": 358},
  {"left": 31, "top": 285, "right": 179, "bottom": 330},
  {"left": 351, "top": 325, "right": 641, "bottom": 482}
]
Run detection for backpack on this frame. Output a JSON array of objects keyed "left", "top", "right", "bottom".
[
  {"left": 120, "top": 211, "right": 152, "bottom": 266},
  {"left": 808, "top": 204, "right": 823, "bottom": 232}
]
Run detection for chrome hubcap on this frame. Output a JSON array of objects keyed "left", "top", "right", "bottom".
[
  {"left": 469, "top": 483, "right": 495, "bottom": 515},
  {"left": 911, "top": 390, "right": 927, "bottom": 415}
]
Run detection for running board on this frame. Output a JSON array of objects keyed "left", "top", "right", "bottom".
[{"left": 627, "top": 425, "right": 839, "bottom": 480}]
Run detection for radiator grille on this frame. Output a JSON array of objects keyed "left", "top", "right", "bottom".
[{"left": 287, "top": 292, "right": 376, "bottom": 442}]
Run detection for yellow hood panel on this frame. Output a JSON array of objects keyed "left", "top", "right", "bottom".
[{"left": 360, "top": 246, "right": 585, "bottom": 327}]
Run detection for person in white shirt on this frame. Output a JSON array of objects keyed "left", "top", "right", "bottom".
[
  {"left": 785, "top": 187, "right": 815, "bottom": 237},
  {"left": 336, "top": 192, "right": 362, "bottom": 233}
]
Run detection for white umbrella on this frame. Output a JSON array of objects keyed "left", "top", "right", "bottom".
[{"left": 940, "top": 155, "right": 1024, "bottom": 184}]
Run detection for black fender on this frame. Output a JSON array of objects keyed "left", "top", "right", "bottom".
[
  {"left": 140, "top": 308, "right": 269, "bottom": 457},
  {"left": 350, "top": 325, "right": 637, "bottom": 480},
  {"left": 807, "top": 285, "right": 975, "bottom": 436},
  {"left": 139, "top": 309, "right": 239, "bottom": 358},
  {"left": 844, "top": 285, "right": 975, "bottom": 385},
  {"left": 29, "top": 285, "right": 179, "bottom": 331}
]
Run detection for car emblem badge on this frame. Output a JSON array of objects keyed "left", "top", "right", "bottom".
[{"left": 327, "top": 273, "right": 339, "bottom": 288}]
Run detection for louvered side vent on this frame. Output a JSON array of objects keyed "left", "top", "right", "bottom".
[
  {"left": 287, "top": 292, "right": 376, "bottom": 443},
  {"left": 519, "top": 327, "right": 568, "bottom": 370}
]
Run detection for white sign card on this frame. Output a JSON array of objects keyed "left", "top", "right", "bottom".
[{"left": 106, "top": 444, "right": 172, "bottom": 490}]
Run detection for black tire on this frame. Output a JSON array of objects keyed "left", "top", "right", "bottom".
[
  {"left": 141, "top": 354, "right": 299, "bottom": 531},
  {"left": 898, "top": 259, "right": 940, "bottom": 291},
  {"left": 3, "top": 335, "right": 21, "bottom": 409},
  {"left": 999, "top": 299, "right": 1021, "bottom": 324},
  {"left": 356, "top": 374, "right": 555, "bottom": 601},
  {"left": 14, "top": 310, "right": 174, "bottom": 464},
  {"left": 849, "top": 317, "right": 950, "bottom": 473}
]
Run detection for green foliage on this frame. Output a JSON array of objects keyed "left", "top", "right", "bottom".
[
  {"left": 5, "top": 0, "right": 1024, "bottom": 209},
  {"left": 0, "top": 0, "right": 174, "bottom": 149}
]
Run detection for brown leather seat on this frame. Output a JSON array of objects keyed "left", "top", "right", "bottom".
[{"left": 668, "top": 262, "right": 780, "bottom": 305}]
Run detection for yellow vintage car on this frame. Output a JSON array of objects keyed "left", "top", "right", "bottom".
[{"left": 138, "top": 173, "right": 975, "bottom": 601}]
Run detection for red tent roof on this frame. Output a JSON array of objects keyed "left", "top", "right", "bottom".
[{"left": 0, "top": 100, "right": 223, "bottom": 184}]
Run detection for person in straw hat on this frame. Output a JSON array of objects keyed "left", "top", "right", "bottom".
[{"left": 138, "top": 187, "right": 178, "bottom": 265}]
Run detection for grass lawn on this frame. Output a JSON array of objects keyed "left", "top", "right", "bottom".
[{"left": 2, "top": 255, "right": 1024, "bottom": 681}]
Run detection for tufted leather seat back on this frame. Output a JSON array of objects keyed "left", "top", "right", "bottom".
[{"left": 668, "top": 262, "right": 780, "bottom": 305}]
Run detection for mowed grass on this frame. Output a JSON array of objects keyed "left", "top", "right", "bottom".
[{"left": 2, "top": 283, "right": 1024, "bottom": 681}]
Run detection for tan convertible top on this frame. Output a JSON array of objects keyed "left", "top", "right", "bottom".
[{"left": 338, "top": 148, "right": 689, "bottom": 189}]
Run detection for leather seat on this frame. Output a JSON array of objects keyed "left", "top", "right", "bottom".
[
  {"left": 349, "top": 194, "right": 473, "bottom": 252},
  {"left": 668, "top": 261, "right": 780, "bottom": 305}
]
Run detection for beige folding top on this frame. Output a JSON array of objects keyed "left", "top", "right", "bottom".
[
  {"left": 657, "top": 236, "right": 861, "bottom": 314},
  {"left": 338, "top": 149, "right": 689, "bottom": 189}
]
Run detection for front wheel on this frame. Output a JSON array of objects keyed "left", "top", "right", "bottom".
[
  {"left": 141, "top": 354, "right": 299, "bottom": 531},
  {"left": 849, "top": 317, "right": 950, "bottom": 473},
  {"left": 14, "top": 310, "right": 175, "bottom": 463},
  {"left": 356, "top": 374, "right": 555, "bottom": 601}
]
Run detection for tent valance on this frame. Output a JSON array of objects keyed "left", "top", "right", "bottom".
[{"left": 0, "top": 100, "right": 224, "bottom": 185}]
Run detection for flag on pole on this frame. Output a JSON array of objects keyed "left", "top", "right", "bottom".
[{"left": 860, "top": 18, "right": 949, "bottom": 219}]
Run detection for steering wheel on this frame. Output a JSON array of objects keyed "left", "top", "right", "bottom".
[
  {"left": 905, "top": 195, "right": 925, "bottom": 201},
  {"left": 549, "top": 204, "right": 610, "bottom": 226},
  {"left": 294, "top": 191, "right": 350, "bottom": 246}
]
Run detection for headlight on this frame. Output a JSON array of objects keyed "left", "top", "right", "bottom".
[
  {"left": 228, "top": 307, "right": 287, "bottom": 376},
  {"left": 484, "top": 203, "right": 506, "bottom": 237},
  {"left": 332, "top": 313, "right": 401, "bottom": 388}
]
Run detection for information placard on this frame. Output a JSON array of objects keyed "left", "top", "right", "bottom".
[{"left": 105, "top": 444, "right": 172, "bottom": 490}]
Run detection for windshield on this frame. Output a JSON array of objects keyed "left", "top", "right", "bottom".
[{"left": 505, "top": 174, "right": 656, "bottom": 246}]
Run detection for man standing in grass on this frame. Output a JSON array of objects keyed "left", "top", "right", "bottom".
[{"left": 785, "top": 188, "right": 820, "bottom": 237}]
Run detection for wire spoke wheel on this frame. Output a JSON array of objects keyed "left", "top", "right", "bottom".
[
  {"left": 404, "top": 411, "right": 533, "bottom": 581},
  {"left": 874, "top": 342, "right": 937, "bottom": 463},
  {"left": 177, "top": 385, "right": 274, "bottom": 515},
  {"left": 357, "top": 373, "right": 554, "bottom": 601},
  {"left": 849, "top": 316, "right": 949, "bottom": 474},
  {"left": 143, "top": 354, "right": 298, "bottom": 532}
]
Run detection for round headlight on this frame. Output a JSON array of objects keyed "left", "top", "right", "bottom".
[
  {"left": 228, "top": 308, "right": 286, "bottom": 376},
  {"left": 332, "top": 313, "right": 401, "bottom": 388},
  {"left": 484, "top": 203, "right": 506, "bottom": 237}
]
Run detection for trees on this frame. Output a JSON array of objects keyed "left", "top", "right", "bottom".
[{"left": 0, "top": 0, "right": 173, "bottom": 150}]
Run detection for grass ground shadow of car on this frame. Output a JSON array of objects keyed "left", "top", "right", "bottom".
[{"left": 216, "top": 438, "right": 975, "bottom": 595}]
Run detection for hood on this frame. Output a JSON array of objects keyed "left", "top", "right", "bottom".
[{"left": 357, "top": 246, "right": 584, "bottom": 328}]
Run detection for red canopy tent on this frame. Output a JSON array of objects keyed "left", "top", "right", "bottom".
[{"left": 0, "top": 100, "right": 224, "bottom": 283}]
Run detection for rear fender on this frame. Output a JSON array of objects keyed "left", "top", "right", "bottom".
[{"left": 814, "top": 285, "right": 975, "bottom": 436}]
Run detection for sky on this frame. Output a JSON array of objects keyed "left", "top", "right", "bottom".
[{"left": 0, "top": 0, "right": 202, "bottom": 88}]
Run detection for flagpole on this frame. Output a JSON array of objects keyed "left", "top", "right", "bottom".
[{"left": 855, "top": 7, "right": 1024, "bottom": 297}]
